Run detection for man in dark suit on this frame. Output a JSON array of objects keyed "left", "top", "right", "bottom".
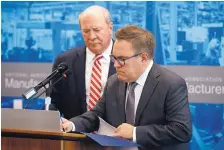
[
  {"left": 49, "top": 5, "right": 116, "bottom": 119},
  {"left": 62, "top": 25, "right": 192, "bottom": 150}
]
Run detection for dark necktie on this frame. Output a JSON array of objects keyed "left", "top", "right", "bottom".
[{"left": 126, "top": 82, "right": 137, "bottom": 125}]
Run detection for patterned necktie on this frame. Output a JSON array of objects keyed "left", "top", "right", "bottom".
[
  {"left": 126, "top": 82, "right": 138, "bottom": 125},
  {"left": 88, "top": 55, "right": 103, "bottom": 111}
]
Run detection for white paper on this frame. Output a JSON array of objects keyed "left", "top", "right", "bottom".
[
  {"left": 97, "top": 117, "right": 138, "bottom": 150},
  {"left": 97, "top": 117, "right": 116, "bottom": 136}
]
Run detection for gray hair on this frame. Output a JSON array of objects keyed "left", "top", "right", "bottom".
[{"left": 79, "top": 5, "right": 112, "bottom": 25}]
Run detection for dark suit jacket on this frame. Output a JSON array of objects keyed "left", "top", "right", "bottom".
[
  {"left": 50, "top": 46, "right": 116, "bottom": 119},
  {"left": 70, "top": 63, "right": 192, "bottom": 150}
]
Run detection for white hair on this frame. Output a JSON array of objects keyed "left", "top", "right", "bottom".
[{"left": 78, "top": 5, "right": 112, "bottom": 25}]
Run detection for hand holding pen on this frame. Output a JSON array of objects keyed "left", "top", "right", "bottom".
[
  {"left": 60, "top": 117, "right": 73, "bottom": 132},
  {"left": 60, "top": 118, "right": 65, "bottom": 132}
]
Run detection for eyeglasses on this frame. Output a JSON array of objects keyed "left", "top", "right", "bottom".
[{"left": 110, "top": 53, "right": 142, "bottom": 66}]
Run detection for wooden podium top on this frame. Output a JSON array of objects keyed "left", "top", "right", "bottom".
[
  {"left": 2, "top": 128, "right": 129, "bottom": 150},
  {"left": 1, "top": 128, "right": 109, "bottom": 150},
  {"left": 2, "top": 128, "right": 87, "bottom": 141}
]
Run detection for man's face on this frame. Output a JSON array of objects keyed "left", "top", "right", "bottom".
[
  {"left": 80, "top": 14, "right": 112, "bottom": 54},
  {"left": 112, "top": 40, "right": 144, "bottom": 83}
]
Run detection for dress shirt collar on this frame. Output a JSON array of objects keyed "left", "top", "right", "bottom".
[{"left": 135, "top": 60, "right": 154, "bottom": 86}]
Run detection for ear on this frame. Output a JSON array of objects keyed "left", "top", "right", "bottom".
[
  {"left": 109, "top": 22, "right": 113, "bottom": 34},
  {"left": 109, "top": 22, "right": 113, "bottom": 29},
  {"left": 141, "top": 52, "right": 149, "bottom": 64}
]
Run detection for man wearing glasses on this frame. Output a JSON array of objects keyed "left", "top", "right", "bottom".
[{"left": 62, "top": 25, "right": 192, "bottom": 150}]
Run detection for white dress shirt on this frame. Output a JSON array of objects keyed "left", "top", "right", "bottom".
[
  {"left": 85, "top": 40, "right": 113, "bottom": 110},
  {"left": 125, "top": 60, "right": 154, "bottom": 142}
]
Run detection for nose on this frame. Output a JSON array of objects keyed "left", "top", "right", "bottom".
[{"left": 89, "top": 30, "right": 97, "bottom": 40}]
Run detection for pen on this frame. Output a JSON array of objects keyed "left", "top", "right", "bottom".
[{"left": 60, "top": 117, "right": 65, "bottom": 132}]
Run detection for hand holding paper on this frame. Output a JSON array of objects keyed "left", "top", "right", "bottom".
[{"left": 96, "top": 117, "right": 138, "bottom": 150}]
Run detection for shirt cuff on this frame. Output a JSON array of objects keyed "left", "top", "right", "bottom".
[
  {"left": 72, "top": 122, "right": 76, "bottom": 131},
  {"left": 133, "top": 127, "right": 136, "bottom": 142}
]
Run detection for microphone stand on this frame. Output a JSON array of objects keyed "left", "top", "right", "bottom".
[{"left": 23, "top": 71, "right": 68, "bottom": 109}]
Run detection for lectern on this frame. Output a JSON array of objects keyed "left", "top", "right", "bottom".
[
  {"left": 1, "top": 128, "right": 106, "bottom": 150},
  {"left": 1, "top": 108, "right": 121, "bottom": 150}
]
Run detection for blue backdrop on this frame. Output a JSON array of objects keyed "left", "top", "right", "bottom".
[{"left": 1, "top": 1, "right": 224, "bottom": 150}]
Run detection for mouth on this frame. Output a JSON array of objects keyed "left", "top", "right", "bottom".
[
  {"left": 89, "top": 42, "right": 101, "bottom": 45},
  {"left": 117, "top": 71, "right": 124, "bottom": 75}
]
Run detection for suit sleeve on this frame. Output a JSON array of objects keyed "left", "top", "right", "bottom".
[
  {"left": 49, "top": 55, "right": 63, "bottom": 111},
  {"left": 69, "top": 79, "right": 109, "bottom": 132},
  {"left": 136, "top": 78, "right": 192, "bottom": 148}
]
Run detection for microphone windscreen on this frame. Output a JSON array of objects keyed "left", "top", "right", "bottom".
[{"left": 57, "top": 62, "right": 68, "bottom": 73}]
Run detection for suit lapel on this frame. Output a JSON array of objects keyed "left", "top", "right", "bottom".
[
  {"left": 135, "top": 63, "right": 160, "bottom": 125},
  {"left": 108, "top": 40, "right": 116, "bottom": 77},
  {"left": 117, "top": 81, "right": 127, "bottom": 123},
  {"left": 73, "top": 47, "right": 86, "bottom": 111},
  {"left": 108, "top": 61, "right": 116, "bottom": 77}
]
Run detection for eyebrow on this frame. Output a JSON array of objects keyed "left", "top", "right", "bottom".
[
  {"left": 82, "top": 29, "right": 89, "bottom": 31},
  {"left": 113, "top": 54, "right": 129, "bottom": 59},
  {"left": 83, "top": 26, "right": 102, "bottom": 30},
  {"left": 93, "top": 27, "right": 103, "bottom": 30}
]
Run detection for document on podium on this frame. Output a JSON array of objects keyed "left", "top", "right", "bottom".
[
  {"left": 82, "top": 117, "right": 138, "bottom": 150},
  {"left": 97, "top": 116, "right": 116, "bottom": 136}
]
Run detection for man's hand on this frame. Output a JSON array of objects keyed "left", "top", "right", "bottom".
[
  {"left": 114, "top": 123, "right": 134, "bottom": 140},
  {"left": 61, "top": 117, "right": 73, "bottom": 132}
]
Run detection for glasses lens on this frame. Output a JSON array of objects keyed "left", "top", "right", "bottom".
[
  {"left": 117, "top": 58, "right": 124, "bottom": 66},
  {"left": 110, "top": 55, "right": 124, "bottom": 66}
]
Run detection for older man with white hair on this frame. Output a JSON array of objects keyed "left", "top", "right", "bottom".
[{"left": 49, "top": 5, "right": 116, "bottom": 119}]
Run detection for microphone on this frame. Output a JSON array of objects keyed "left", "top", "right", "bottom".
[
  {"left": 22, "top": 62, "right": 68, "bottom": 100},
  {"left": 36, "top": 62, "right": 68, "bottom": 91}
]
